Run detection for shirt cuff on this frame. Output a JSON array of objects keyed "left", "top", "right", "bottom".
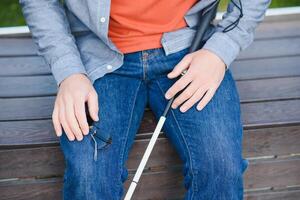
[
  {"left": 50, "top": 53, "right": 88, "bottom": 87},
  {"left": 202, "top": 31, "right": 240, "bottom": 70}
]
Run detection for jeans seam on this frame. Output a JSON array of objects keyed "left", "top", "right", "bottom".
[
  {"left": 155, "top": 80, "right": 196, "bottom": 199},
  {"left": 118, "top": 80, "right": 143, "bottom": 195},
  {"left": 142, "top": 51, "right": 148, "bottom": 81}
]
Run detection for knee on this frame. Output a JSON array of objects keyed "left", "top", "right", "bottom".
[
  {"left": 191, "top": 152, "right": 248, "bottom": 185},
  {"left": 60, "top": 133, "right": 98, "bottom": 184},
  {"left": 213, "top": 156, "right": 245, "bottom": 181}
]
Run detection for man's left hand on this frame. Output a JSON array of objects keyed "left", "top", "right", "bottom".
[{"left": 165, "top": 49, "right": 226, "bottom": 112}]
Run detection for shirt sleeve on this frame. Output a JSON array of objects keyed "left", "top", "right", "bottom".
[
  {"left": 19, "top": 0, "right": 88, "bottom": 87},
  {"left": 202, "top": 0, "right": 272, "bottom": 70}
]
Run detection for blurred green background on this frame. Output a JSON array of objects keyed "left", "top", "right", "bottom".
[{"left": 1, "top": 0, "right": 300, "bottom": 27}]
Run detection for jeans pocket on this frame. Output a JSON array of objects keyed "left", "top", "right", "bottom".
[{"left": 89, "top": 121, "right": 112, "bottom": 161}]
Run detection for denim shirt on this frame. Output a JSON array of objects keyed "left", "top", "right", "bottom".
[{"left": 20, "top": 0, "right": 271, "bottom": 86}]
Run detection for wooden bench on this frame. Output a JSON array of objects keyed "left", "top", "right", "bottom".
[{"left": 0, "top": 13, "right": 300, "bottom": 199}]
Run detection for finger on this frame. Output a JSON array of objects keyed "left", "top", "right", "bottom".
[
  {"left": 165, "top": 72, "right": 193, "bottom": 100},
  {"left": 196, "top": 88, "right": 216, "bottom": 111},
  {"left": 52, "top": 101, "right": 62, "bottom": 137},
  {"left": 59, "top": 104, "right": 75, "bottom": 141},
  {"left": 171, "top": 80, "right": 199, "bottom": 109},
  {"left": 74, "top": 100, "right": 90, "bottom": 136},
  {"left": 65, "top": 100, "right": 83, "bottom": 141},
  {"left": 87, "top": 90, "right": 99, "bottom": 122},
  {"left": 179, "top": 87, "right": 208, "bottom": 112},
  {"left": 167, "top": 54, "right": 192, "bottom": 79}
]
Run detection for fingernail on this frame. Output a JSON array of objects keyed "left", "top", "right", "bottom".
[
  {"left": 180, "top": 107, "right": 187, "bottom": 112},
  {"left": 165, "top": 94, "right": 170, "bottom": 99}
]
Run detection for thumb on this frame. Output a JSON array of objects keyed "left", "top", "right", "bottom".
[
  {"left": 167, "top": 54, "right": 192, "bottom": 79},
  {"left": 87, "top": 91, "right": 99, "bottom": 121}
]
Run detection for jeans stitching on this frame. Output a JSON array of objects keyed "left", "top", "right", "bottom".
[
  {"left": 155, "top": 79, "right": 196, "bottom": 200},
  {"left": 117, "top": 80, "right": 143, "bottom": 196}
]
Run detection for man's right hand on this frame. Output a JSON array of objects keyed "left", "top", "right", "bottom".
[{"left": 52, "top": 73, "right": 99, "bottom": 141}]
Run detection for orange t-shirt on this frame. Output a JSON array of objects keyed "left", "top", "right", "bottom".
[{"left": 108, "top": 0, "right": 198, "bottom": 53}]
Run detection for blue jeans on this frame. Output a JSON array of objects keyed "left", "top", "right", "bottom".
[{"left": 59, "top": 46, "right": 249, "bottom": 200}]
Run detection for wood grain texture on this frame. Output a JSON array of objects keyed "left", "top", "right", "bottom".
[
  {"left": 1, "top": 75, "right": 300, "bottom": 102},
  {"left": 1, "top": 36, "right": 299, "bottom": 59},
  {"left": 0, "top": 178, "right": 62, "bottom": 200},
  {"left": 1, "top": 158, "right": 300, "bottom": 200},
  {"left": 0, "top": 56, "right": 50, "bottom": 76},
  {"left": 245, "top": 188, "right": 300, "bottom": 200},
  {"left": 1, "top": 55, "right": 300, "bottom": 80},
  {"left": 1, "top": 180, "right": 300, "bottom": 200},
  {"left": 1, "top": 97, "right": 299, "bottom": 127},
  {"left": 1, "top": 137, "right": 300, "bottom": 188},
  {"left": 231, "top": 56, "right": 300, "bottom": 80}
]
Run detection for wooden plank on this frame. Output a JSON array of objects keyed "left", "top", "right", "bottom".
[
  {"left": 0, "top": 36, "right": 299, "bottom": 60},
  {"left": 0, "top": 38, "right": 37, "bottom": 56},
  {"left": 0, "top": 76, "right": 57, "bottom": 97},
  {"left": 254, "top": 20, "right": 300, "bottom": 40},
  {"left": 0, "top": 96, "right": 55, "bottom": 121},
  {"left": 0, "top": 111, "right": 156, "bottom": 146},
  {"left": 1, "top": 179, "right": 300, "bottom": 200},
  {"left": 244, "top": 156, "right": 300, "bottom": 189},
  {"left": 0, "top": 142, "right": 179, "bottom": 179},
  {"left": 263, "top": 13, "right": 300, "bottom": 23},
  {"left": 244, "top": 125, "right": 300, "bottom": 158},
  {"left": 124, "top": 170, "right": 185, "bottom": 200},
  {"left": 10, "top": 75, "right": 94, "bottom": 96},
  {"left": 1, "top": 55, "right": 300, "bottom": 80},
  {"left": 231, "top": 56, "right": 300, "bottom": 80},
  {"left": 237, "top": 76, "right": 300, "bottom": 102},
  {"left": 0, "top": 178, "right": 62, "bottom": 200},
  {"left": 245, "top": 188, "right": 300, "bottom": 200},
  {"left": 0, "top": 146, "right": 64, "bottom": 179},
  {"left": 0, "top": 130, "right": 300, "bottom": 184},
  {"left": 238, "top": 37, "right": 300, "bottom": 60},
  {"left": 242, "top": 100, "right": 300, "bottom": 128},
  {"left": 1, "top": 97, "right": 300, "bottom": 127},
  {"left": 0, "top": 56, "right": 50, "bottom": 76},
  {"left": 1, "top": 156, "right": 300, "bottom": 199},
  {"left": 1, "top": 118, "right": 300, "bottom": 158},
  {"left": 0, "top": 120, "right": 57, "bottom": 146},
  {"left": 1, "top": 75, "right": 300, "bottom": 102}
]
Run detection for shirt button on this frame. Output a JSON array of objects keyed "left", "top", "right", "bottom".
[
  {"left": 100, "top": 17, "right": 106, "bottom": 23},
  {"left": 106, "top": 65, "right": 113, "bottom": 70}
]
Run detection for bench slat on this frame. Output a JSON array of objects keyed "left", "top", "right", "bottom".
[
  {"left": 1, "top": 156, "right": 300, "bottom": 199},
  {"left": 1, "top": 132, "right": 300, "bottom": 185},
  {"left": 1, "top": 56, "right": 300, "bottom": 80},
  {"left": 1, "top": 76, "right": 300, "bottom": 102},
  {"left": 231, "top": 56, "right": 300, "bottom": 80},
  {"left": 1, "top": 121, "right": 300, "bottom": 163},
  {"left": 1, "top": 36, "right": 300, "bottom": 60},
  {"left": 1, "top": 98, "right": 299, "bottom": 127},
  {"left": 1, "top": 179, "right": 300, "bottom": 200}
]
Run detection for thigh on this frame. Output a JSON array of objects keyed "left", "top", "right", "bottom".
[
  {"left": 59, "top": 70, "right": 148, "bottom": 199},
  {"left": 149, "top": 67, "right": 249, "bottom": 192}
]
